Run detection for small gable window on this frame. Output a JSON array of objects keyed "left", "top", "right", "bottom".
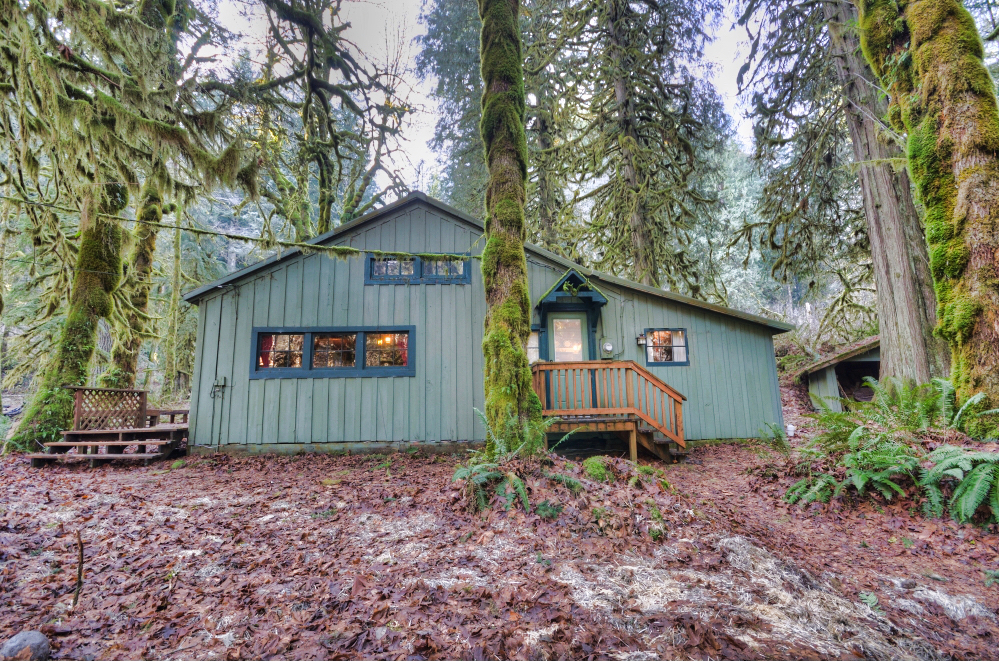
[
  {"left": 257, "top": 333, "right": 304, "bottom": 369},
  {"left": 371, "top": 256, "right": 416, "bottom": 279},
  {"left": 365, "top": 254, "right": 470, "bottom": 284},
  {"left": 423, "top": 257, "right": 464, "bottom": 279},
  {"left": 645, "top": 329, "right": 689, "bottom": 366}
]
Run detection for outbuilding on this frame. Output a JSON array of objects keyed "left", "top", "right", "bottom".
[
  {"left": 183, "top": 193, "right": 791, "bottom": 457},
  {"left": 798, "top": 335, "right": 881, "bottom": 412}
]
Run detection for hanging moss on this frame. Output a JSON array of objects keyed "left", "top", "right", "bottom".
[
  {"left": 10, "top": 185, "right": 125, "bottom": 450},
  {"left": 478, "top": 0, "right": 542, "bottom": 456},
  {"left": 101, "top": 182, "right": 161, "bottom": 389},
  {"left": 857, "top": 0, "right": 999, "bottom": 437}
]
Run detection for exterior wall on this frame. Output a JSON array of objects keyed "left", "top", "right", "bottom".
[
  {"left": 808, "top": 366, "right": 842, "bottom": 412},
  {"left": 190, "top": 199, "right": 786, "bottom": 447},
  {"left": 527, "top": 258, "right": 785, "bottom": 440},
  {"left": 190, "top": 203, "right": 487, "bottom": 448}
]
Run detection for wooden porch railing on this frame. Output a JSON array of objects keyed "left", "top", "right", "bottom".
[
  {"left": 531, "top": 361, "right": 686, "bottom": 446},
  {"left": 68, "top": 386, "right": 148, "bottom": 430}
]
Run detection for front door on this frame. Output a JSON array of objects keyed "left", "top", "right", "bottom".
[{"left": 549, "top": 312, "right": 590, "bottom": 362}]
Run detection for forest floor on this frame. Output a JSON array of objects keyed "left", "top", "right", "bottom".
[{"left": 1, "top": 386, "right": 998, "bottom": 660}]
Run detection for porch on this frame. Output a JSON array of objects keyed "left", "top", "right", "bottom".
[{"left": 531, "top": 360, "right": 686, "bottom": 463}]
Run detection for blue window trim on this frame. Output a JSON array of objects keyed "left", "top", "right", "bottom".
[
  {"left": 643, "top": 327, "right": 690, "bottom": 367},
  {"left": 363, "top": 253, "right": 472, "bottom": 285},
  {"left": 250, "top": 326, "right": 416, "bottom": 379}
]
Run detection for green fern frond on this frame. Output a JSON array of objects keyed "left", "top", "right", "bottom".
[
  {"left": 950, "top": 463, "right": 997, "bottom": 523},
  {"left": 505, "top": 471, "right": 529, "bottom": 511},
  {"left": 952, "top": 393, "right": 987, "bottom": 430},
  {"left": 923, "top": 483, "right": 945, "bottom": 518}
]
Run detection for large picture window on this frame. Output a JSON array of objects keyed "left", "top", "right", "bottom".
[
  {"left": 364, "top": 254, "right": 470, "bottom": 284},
  {"left": 645, "top": 328, "right": 689, "bottom": 366},
  {"left": 251, "top": 327, "right": 415, "bottom": 378}
]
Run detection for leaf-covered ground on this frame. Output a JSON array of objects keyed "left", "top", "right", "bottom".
[{"left": 1, "top": 416, "right": 997, "bottom": 659}]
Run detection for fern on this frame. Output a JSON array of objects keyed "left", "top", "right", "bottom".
[
  {"left": 452, "top": 462, "right": 504, "bottom": 511},
  {"left": 785, "top": 474, "right": 838, "bottom": 505},
  {"left": 919, "top": 446, "right": 999, "bottom": 522},
  {"left": 546, "top": 472, "right": 584, "bottom": 493}
]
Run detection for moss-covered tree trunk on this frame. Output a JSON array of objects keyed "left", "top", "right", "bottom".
[
  {"left": 10, "top": 186, "right": 125, "bottom": 449},
  {"left": 856, "top": 0, "right": 999, "bottom": 435},
  {"left": 478, "top": 0, "right": 543, "bottom": 454},
  {"left": 607, "top": 1, "right": 655, "bottom": 287},
  {"left": 827, "top": 0, "right": 949, "bottom": 383},
  {"left": 161, "top": 203, "right": 184, "bottom": 401},
  {"left": 100, "top": 184, "right": 162, "bottom": 389}
]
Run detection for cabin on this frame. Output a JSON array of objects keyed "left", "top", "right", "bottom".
[
  {"left": 182, "top": 193, "right": 792, "bottom": 460},
  {"left": 798, "top": 335, "right": 881, "bottom": 412}
]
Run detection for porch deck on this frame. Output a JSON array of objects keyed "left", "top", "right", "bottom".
[
  {"left": 27, "top": 387, "right": 188, "bottom": 467},
  {"left": 531, "top": 361, "right": 686, "bottom": 462}
]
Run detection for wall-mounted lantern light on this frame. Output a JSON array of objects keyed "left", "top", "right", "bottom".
[{"left": 636, "top": 333, "right": 647, "bottom": 346}]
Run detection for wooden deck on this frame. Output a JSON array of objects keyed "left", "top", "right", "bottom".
[
  {"left": 27, "top": 387, "right": 188, "bottom": 467},
  {"left": 532, "top": 361, "right": 686, "bottom": 462}
]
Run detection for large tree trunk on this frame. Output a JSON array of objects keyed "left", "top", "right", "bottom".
[
  {"left": 826, "top": 0, "right": 949, "bottom": 382},
  {"left": 478, "top": 0, "right": 543, "bottom": 454},
  {"left": 606, "top": 1, "right": 655, "bottom": 287},
  {"left": 100, "top": 184, "right": 161, "bottom": 389},
  {"left": 11, "top": 186, "right": 125, "bottom": 449},
  {"left": 856, "top": 0, "right": 999, "bottom": 436},
  {"left": 162, "top": 203, "right": 184, "bottom": 402}
]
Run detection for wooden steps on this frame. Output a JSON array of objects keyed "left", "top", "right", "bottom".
[
  {"left": 28, "top": 451, "right": 168, "bottom": 466},
  {"left": 44, "top": 440, "right": 172, "bottom": 447}
]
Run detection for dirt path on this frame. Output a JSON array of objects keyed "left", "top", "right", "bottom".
[
  {"left": 1, "top": 442, "right": 996, "bottom": 660},
  {"left": 667, "top": 441, "right": 999, "bottom": 659}
]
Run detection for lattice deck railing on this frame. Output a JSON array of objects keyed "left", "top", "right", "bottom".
[{"left": 69, "top": 386, "right": 148, "bottom": 430}]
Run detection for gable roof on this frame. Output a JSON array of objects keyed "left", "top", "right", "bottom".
[
  {"left": 793, "top": 335, "right": 881, "bottom": 381},
  {"left": 183, "top": 192, "right": 794, "bottom": 333}
]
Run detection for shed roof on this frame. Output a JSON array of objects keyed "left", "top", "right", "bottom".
[
  {"left": 183, "top": 192, "right": 794, "bottom": 333},
  {"left": 794, "top": 335, "right": 881, "bottom": 380}
]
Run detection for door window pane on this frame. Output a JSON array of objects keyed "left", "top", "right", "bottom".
[
  {"left": 257, "top": 333, "right": 304, "bottom": 368},
  {"left": 365, "top": 332, "right": 410, "bottom": 367},
  {"left": 526, "top": 332, "right": 540, "bottom": 363},
  {"left": 553, "top": 318, "right": 583, "bottom": 362},
  {"left": 313, "top": 333, "right": 357, "bottom": 368}
]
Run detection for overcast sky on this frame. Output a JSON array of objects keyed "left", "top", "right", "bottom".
[{"left": 214, "top": 0, "right": 753, "bottom": 194}]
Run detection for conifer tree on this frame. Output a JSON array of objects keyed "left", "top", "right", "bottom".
[
  {"left": 738, "top": 0, "right": 948, "bottom": 380},
  {"left": 478, "top": 0, "right": 543, "bottom": 453},
  {"left": 854, "top": 0, "right": 999, "bottom": 435}
]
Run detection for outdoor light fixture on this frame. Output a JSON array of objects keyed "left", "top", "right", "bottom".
[{"left": 636, "top": 333, "right": 647, "bottom": 346}]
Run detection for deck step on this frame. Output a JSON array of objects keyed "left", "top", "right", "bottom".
[
  {"left": 27, "top": 452, "right": 166, "bottom": 462},
  {"left": 45, "top": 440, "right": 172, "bottom": 447},
  {"left": 62, "top": 425, "right": 187, "bottom": 436}
]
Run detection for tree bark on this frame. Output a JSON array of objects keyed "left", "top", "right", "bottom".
[
  {"left": 162, "top": 202, "right": 184, "bottom": 402},
  {"left": 856, "top": 0, "right": 999, "bottom": 436},
  {"left": 100, "top": 186, "right": 161, "bottom": 388},
  {"left": 11, "top": 186, "right": 125, "bottom": 449},
  {"left": 478, "top": 0, "right": 543, "bottom": 454},
  {"left": 606, "top": 1, "right": 655, "bottom": 287},
  {"left": 826, "top": 0, "right": 949, "bottom": 382}
]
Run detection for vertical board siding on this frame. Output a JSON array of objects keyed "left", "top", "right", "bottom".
[
  {"left": 190, "top": 199, "right": 784, "bottom": 447},
  {"left": 188, "top": 301, "right": 209, "bottom": 444}
]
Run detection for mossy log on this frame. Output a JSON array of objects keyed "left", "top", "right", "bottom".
[
  {"left": 10, "top": 186, "right": 125, "bottom": 449},
  {"left": 856, "top": 0, "right": 999, "bottom": 435},
  {"left": 478, "top": 0, "right": 543, "bottom": 455}
]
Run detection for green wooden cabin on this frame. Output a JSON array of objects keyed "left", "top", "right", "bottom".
[{"left": 183, "top": 193, "right": 792, "bottom": 454}]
